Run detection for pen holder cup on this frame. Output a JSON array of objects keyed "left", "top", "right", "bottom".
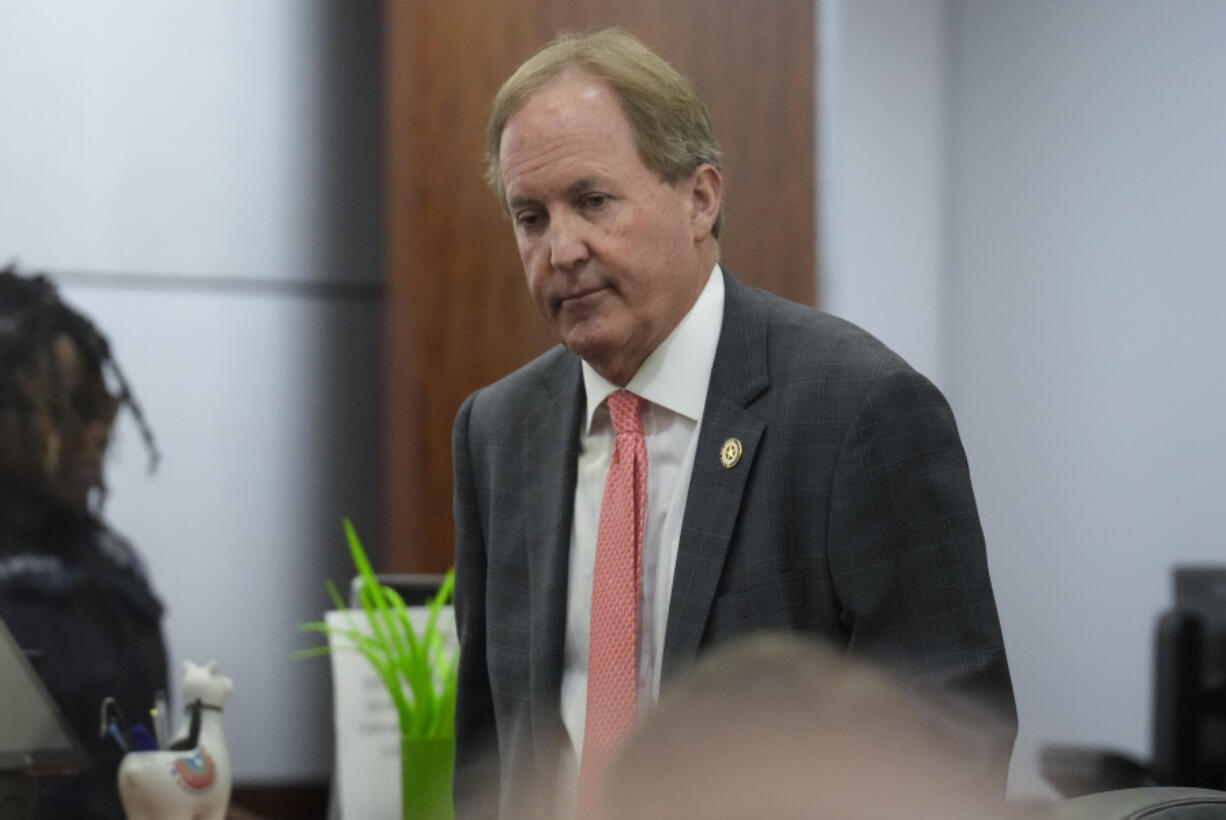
[
  {"left": 117, "top": 659, "right": 234, "bottom": 820},
  {"left": 117, "top": 744, "right": 231, "bottom": 820}
]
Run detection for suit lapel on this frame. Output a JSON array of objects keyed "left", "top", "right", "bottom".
[
  {"left": 662, "top": 272, "right": 769, "bottom": 683},
  {"left": 522, "top": 352, "right": 584, "bottom": 749}
]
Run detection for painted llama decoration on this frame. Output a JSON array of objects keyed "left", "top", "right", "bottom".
[{"left": 117, "top": 659, "right": 233, "bottom": 820}]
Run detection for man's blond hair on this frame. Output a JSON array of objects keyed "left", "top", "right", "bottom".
[{"left": 485, "top": 27, "right": 724, "bottom": 237}]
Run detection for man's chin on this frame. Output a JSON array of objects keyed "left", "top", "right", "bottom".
[
  {"left": 562, "top": 337, "right": 641, "bottom": 386},
  {"left": 557, "top": 321, "right": 611, "bottom": 359}
]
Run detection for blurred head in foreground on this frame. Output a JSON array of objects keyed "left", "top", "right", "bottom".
[{"left": 600, "top": 633, "right": 1029, "bottom": 820}]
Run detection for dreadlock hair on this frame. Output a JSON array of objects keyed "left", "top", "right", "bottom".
[{"left": 0, "top": 264, "right": 160, "bottom": 478}]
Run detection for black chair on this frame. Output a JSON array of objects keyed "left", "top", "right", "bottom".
[
  {"left": 1042, "top": 566, "right": 1226, "bottom": 797},
  {"left": 1052, "top": 787, "right": 1226, "bottom": 820}
]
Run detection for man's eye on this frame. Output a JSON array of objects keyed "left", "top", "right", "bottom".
[
  {"left": 582, "top": 194, "right": 608, "bottom": 209},
  {"left": 515, "top": 212, "right": 543, "bottom": 230}
]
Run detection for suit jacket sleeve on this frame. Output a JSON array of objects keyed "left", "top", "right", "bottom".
[
  {"left": 826, "top": 365, "right": 1016, "bottom": 785},
  {"left": 452, "top": 391, "right": 500, "bottom": 819}
]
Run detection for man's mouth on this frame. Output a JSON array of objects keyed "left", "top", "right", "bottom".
[{"left": 558, "top": 285, "right": 609, "bottom": 308}]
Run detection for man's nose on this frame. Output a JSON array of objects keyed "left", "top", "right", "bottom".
[{"left": 548, "top": 213, "right": 590, "bottom": 270}]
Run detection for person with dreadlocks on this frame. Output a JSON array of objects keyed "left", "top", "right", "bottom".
[{"left": 0, "top": 264, "right": 168, "bottom": 820}]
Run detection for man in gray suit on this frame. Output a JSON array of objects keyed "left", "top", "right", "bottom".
[{"left": 453, "top": 28, "right": 1015, "bottom": 819}]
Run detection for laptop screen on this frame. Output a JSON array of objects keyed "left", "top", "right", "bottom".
[{"left": 0, "top": 616, "right": 89, "bottom": 775}]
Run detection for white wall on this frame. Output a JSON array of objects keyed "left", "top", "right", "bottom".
[
  {"left": 0, "top": 0, "right": 383, "bottom": 783},
  {"left": 947, "top": 0, "right": 1226, "bottom": 796},
  {"left": 819, "top": 0, "right": 950, "bottom": 389},
  {"left": 823, "top": 0, "right": 1226, "bottom": 799}
]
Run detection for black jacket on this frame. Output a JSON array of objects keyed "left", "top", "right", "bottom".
[{"left": 0, "top": 516, "right": 168, "bottom": 820}]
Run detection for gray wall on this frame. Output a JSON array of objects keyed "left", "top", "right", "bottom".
[
  {"left": 823, "top": 0, "right": 1226, "bottom": 797},
  {"left": 0, "top": 0, "right": 383, "bottom": 782}
]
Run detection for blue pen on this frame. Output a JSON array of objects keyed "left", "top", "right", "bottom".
[
  {"left": 99, "top": 697, "right": 131, "bottom": 751},
  {"left": 129, "top": 723, "right": 159, "bottom": 752},
  {"left": 107, "top": 722, "right": 129, "bottom": 752}
]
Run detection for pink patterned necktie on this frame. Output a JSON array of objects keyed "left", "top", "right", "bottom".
[{"left": 578, "top": 390, "right": 648, "bottom": 816}]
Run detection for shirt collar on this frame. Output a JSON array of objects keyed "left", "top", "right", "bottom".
[{"left": 582, "top": 263, "right": 725, "bottom": 433}]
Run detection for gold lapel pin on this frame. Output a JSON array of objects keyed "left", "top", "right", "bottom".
[{"left": 719, "top": 437, "right": 743, "bottom": 469}]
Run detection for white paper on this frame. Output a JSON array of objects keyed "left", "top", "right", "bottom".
[{"left": 326, "top": 606, "right": 457, "bottom": 820}]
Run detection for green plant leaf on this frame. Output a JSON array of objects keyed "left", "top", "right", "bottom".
[{"left": 297, "top": 518, "right": 459, "bottom": 741}]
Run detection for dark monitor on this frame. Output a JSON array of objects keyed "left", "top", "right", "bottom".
[
  {"left": 1171, "top": 566, "right": 1226, "bottom": 786},
  {"left": 0, "top": 616, "right": 89, "bottom": 776},
  {"left": 1174, "top": 566, "right": 1226, "bottom": 678},
  {"left": 348, "top": 573, "right": 446, "bottom": 609},
  {"left": 1150, "top": 566, "right": 1226, "bottom": 788}
]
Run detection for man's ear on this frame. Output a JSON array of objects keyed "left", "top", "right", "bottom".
[{"left": 688, "top": 164, "right": 723, "bottom": 240}]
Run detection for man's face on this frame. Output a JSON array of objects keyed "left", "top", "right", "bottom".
[
  {"left": 499, "top": 71, "right": 718, "bottom": 386},
  {"left": 0, "top": 334, "right": 118, "bottom": 517}
]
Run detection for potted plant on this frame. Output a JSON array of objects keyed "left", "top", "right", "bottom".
[{"left": 299, "top": 519, "right": 458, "bottom": 820}]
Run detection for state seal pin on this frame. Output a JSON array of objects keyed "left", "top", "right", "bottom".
[{"left": 719, "top": 437, "right": 743, "bottom": 469}]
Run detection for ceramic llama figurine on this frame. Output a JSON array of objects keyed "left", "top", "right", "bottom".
[{"left": 117, "top": 659, "right": 233, "bottom": 820}]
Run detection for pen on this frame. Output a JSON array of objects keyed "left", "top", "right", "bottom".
[
  {"left": 170, "top": 700, "right": 203, "bottom": 751},
  {"left": 129, "top": 723, "right": 158, "bottom": 752},
  {"left": 107, "top": 722, "right": 129, "bottom": 752},
  {"left": 151, "top": 690, "right": 169, "bottom": 749},
  {"left": 100, "top": 697, "right": 132, "bottom": 752}
]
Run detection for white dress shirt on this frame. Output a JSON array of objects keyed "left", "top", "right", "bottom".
[{"left": 559, "top": 264, "right": 725, "bottom": 778}]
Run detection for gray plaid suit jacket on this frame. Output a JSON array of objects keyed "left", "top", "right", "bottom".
[{"left": 451, "top": 269, "right": 1015, "bottom": 818}]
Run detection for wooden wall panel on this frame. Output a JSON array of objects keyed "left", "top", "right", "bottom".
[{"left": 386, "top": 0, "right": 816, "bottom": 571}]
